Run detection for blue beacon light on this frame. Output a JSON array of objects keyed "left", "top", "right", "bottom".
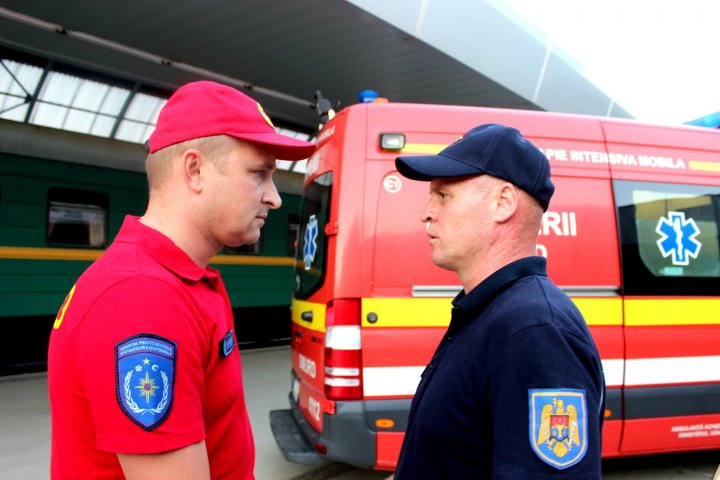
[{"left": 358, "top": 90, "right": 379, "bottom": 103}]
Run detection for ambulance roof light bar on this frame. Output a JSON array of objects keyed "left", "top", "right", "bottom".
[{"left": 358, "top": 89, "right": 388, "bottom": 104}]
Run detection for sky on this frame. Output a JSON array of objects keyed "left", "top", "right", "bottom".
[{"left": 502, "top": 0, "right": 720, "bottom": 126}]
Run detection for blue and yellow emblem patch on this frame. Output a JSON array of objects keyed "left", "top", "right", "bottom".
[
  {"left": 116, "top": 334, "right": 176, "bottom": 431},
  {"left": 529, "top": 388, "right": 588, "bottom": 470}
]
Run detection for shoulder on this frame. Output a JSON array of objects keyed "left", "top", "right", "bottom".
[
  {"left": 476, "top": 275, "right": 598, "bottom": 363},
  {"left": 86, "top": 238, "right": 176, "bottom": 285},
  {"left": 59, "top": 266, "right": 201, "bottom": 344},
  {"left": 490, "top": 275, "right": 585, "bottom": 332},
  {"left": 76, "top": 237, "right": 192, "bottom": 307}
]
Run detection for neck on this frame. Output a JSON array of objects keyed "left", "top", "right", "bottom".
[
  {"left": 140, "top": 210, "right": 219, "bottom": 268},
  {"left": 460, "top": 239, "right": 536, "bottom": 293}
]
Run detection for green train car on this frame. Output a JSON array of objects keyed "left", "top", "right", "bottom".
[{"left": 0, "top": 120, "right": 303, "bottom": 373}]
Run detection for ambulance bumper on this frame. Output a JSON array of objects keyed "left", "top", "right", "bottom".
[
  {"left": 270, "top": 393, "right": 411, "bottom": 469},
  {"left": 269, "top": 407, "right": 330, "bottom": 466}
]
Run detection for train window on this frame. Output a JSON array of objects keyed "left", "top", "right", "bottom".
[
  {"left": 615, "top": 180, "right": 720, "bottom": 295},
  {"left": 47, "top": 188, "right": 109, "bottom": 248},
  {"left": 288, "top": 213, "right": 299, "bottom": 257},
  {"left": 224, "top": 237, "right": 263, "bottom": 255}
]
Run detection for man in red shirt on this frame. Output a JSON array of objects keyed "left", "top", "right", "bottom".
[{"left": 48, "top": 81, "right": 316, "bottom": 479}]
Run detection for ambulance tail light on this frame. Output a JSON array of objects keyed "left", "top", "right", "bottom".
[{"left": 324, "top": 299, "right": 363, "bottom": 400}]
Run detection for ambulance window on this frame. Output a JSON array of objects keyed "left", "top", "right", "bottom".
[
  {"left": 294, "top": 172, "right": 333, "bottom": 299},
  {"left": 47, "top": 188, "right": 108, "bottom": 248},
  {"left": 615, "top": 181, "right": 720, "bottom": 295}
]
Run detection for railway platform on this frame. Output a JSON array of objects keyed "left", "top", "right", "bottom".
[
  {"left": 1, "top": 346, "right": 717, "bottom": 479},
  {"left": 0, "top": 346, "right": 386, "bottom": 480}
]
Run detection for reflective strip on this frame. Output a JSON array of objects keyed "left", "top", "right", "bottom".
[
  {"left": 363, "top": 358, "right": 720, "bottom": 394},
  {"left": 325, "top": 377, "right": 360, "bottom": 387},
  {"left": 602, "top": 359, "right": 624, "bottom": 387},
  {"left": 364, "top": 366, "right": 425, "bottom": 397},
  {"left": 320, "top": 297, "right": 718, "bottom": 330},
  {"left": 363, "top": 360, "right": 624, "bottom": 397},
  {"left": 362, "top": 298, "right": 453, "bottom": 328},
  {"left": 573, "top": 297, "right": 623, "bottom": 326},
  {"left": 363, "top": 296, "right": 621, "bottom": 327},
  {"left": 400, "top": 143, "right": 447, "bottom": 154},
  {"left": 625, "top": 298, "right": 720, "bottom": 326},
  {"left": 689, "top": 160, "right": 720, "bottom": 172},
  {"left": 326, "top": 326, "right": 361, "bottom": 349},
  {"left": 325, "top": 367, "right": 360, "bottom": 376},
  {"left": 625, "top": 355, "right": 720, "bottom": 386}
]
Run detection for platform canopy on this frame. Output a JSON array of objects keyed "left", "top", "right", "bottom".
[{"left": 0, "top": 0, "right": 631, "bottom": 172}]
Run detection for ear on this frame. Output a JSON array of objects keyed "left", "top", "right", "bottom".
[
  {"left": 493, "top": 183, "right": 518, "bottom": 223},
  {"left": 182, "top": 149, "right": 204, "bottom": 194}
]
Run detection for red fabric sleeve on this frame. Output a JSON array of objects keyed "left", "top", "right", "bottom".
[{"left": 74, "top": 276, "right": 210, "bottom": 454}]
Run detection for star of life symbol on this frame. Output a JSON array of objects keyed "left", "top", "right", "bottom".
[
  {"left": 655, "top": 211, "right": 702, "bottom": 266},
  {"left": 303, "top": 214, "right": 319, "bottom": 270}
]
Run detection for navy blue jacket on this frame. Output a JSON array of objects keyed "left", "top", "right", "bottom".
[{"left": 394, "top": 257, "right": 605, "bottom": 479}]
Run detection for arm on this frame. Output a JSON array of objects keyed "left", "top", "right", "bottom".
[
  {"left": 489, "top": 324, "right": 603, "bottom": 478},
  {"left": 118, "top": 440, "right": 210, "bottom": 480}
]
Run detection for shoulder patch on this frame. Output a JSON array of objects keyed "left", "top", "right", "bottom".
[
  {"left": 529, "top": 388, "right": 588, "bottom": 469},
  {"left": 219, "top": 329, "right": 236, "bottom": 358},
  {"left": 116, "top": 334, "right": 177, "bottom": 431}
]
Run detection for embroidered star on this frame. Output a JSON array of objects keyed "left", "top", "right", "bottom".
[{"left": 135, "top": 372, "right": 159, "bottom": 403}]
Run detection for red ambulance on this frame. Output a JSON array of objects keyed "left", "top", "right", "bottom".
[{"left": 270, "top": 101, "right": 720, "bottom": 470}]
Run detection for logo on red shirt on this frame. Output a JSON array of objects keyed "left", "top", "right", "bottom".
[{"left": 116, "top": 334, "right": 177, "bottom": 431}]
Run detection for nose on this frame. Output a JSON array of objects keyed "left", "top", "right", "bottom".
[
  {"left": 421, "top": 198, "right": 435, "bottom": 224},
  {"left": 264, "top": 179, "right": 282, "bottom": 209}
]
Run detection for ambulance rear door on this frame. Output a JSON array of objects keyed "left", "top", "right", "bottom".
[{"left": 606, "top": 120, "right": 720, "bottom": 454}]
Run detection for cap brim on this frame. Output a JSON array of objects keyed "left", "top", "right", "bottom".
[
  {"left": 395, "top": 154, "right": 481, "bottom": 181},
  {"left": 229, "top": 131, "right": 317, "bottom": 161}
]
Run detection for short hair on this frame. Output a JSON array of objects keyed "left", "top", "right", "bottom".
[{"left": 145, "top": 135, "right": 237, "bottom": 191}]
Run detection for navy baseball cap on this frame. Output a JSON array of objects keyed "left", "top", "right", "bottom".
[{"left": 395, "top": 124, "right": 555, "bottom": 211}]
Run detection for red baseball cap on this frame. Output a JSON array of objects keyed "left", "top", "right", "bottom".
[{"left": 146, "top": 81, "right": 316, "bottom": 160}]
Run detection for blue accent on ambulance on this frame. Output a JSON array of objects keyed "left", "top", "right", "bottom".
[
  {"left": 656, "top": 211, "right": 702, "bottom": 265},
  {"left": 303, "top": 214, "right": 318, "bottom": 270}
]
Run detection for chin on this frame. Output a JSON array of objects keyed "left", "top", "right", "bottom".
[
  {"left": 431, "top": 256, "right": 454, "bottom": 272},
  {"left": 225, "top": 231, "right": 260, "bottom": 248}
]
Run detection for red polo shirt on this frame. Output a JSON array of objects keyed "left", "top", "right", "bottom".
[{"left": 48, "top": 216, "right": 255, "bottom": 479}]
